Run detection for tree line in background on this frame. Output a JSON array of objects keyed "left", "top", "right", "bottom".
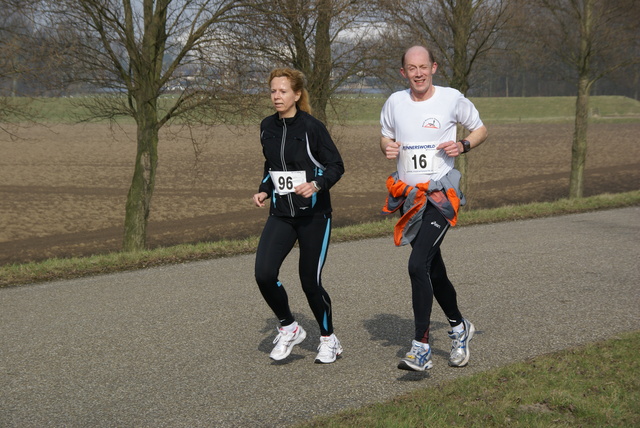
[
  {"left": 2, "top": 1, "right": 638, "bottom": 101},
  {"left": 1, "top": 0, "right": 638, "bottom": 252}
]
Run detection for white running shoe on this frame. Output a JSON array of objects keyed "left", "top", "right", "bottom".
[
  {"left": 398, "top": 340, "right": 433, "bottom": 371},
  {"left": 448, "top": 318, "right": 476, "bottom": 367},
  {"left": 270, "top": 324, "right": 307, "bottom": 361},
  {"left": 315, "top": 333, "right": 343, "bottom": 364}
]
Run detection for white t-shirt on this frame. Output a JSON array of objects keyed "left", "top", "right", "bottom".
[{"left": 380, "top": 86, "right": 484, "bottom": 186}]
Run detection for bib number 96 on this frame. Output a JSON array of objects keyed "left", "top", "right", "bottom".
[
  {"left": 269, "top": 170, "right": 306, "bottom": 195},
  {"left": 279, "top": 175, "right": 294, "bottom": 191}
]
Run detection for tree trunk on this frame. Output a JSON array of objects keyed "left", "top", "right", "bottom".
[
  {"left": 452, "top": 0, "right": 472, "bottom": 206},
  {"left": 634, "top": 65, "right": 639, "bottom": 100},
  {"left": 308, "top": 0, "right": 332, "bottom": 124},
  {"left": 455, "top": 124, "right": 469, "bottom": 207},
  {"left": 451, "top": 0, "right": 471, "bottom": 95},
  {"left": 569, "top": 75, "right": 590, "bottom": 198},
  {"left": 121, "top": 0, "right": 166, "bottom": 252},
  {"left": 123, "top": 101, "right": 159, "bottom": 252},
  {"left": 569, "top": 0, "right": 594, "bottom": 199}
]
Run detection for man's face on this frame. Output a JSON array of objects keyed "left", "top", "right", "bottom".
[{"left": 400, "top": 48, "right": 438, "bottom": 100}]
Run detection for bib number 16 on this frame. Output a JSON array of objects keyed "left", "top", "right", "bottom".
[
  {"left": 411, "top": 153, "right": 429, "bottom": 170},
  {"left": 402, "top": 146, "right": 438, "bottom": 175}
]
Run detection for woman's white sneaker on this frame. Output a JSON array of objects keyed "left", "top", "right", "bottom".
[
  {"left": 315, "top": 333, "right": 343, "bottom": 364},
  {"left": 270, "top": 325, "right": 307, "bottom": 361}
]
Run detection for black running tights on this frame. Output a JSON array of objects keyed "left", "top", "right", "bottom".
[
  {"left": 408, "top": 203, "right": 463, "bottom": 343},
  {"left": 254, "top": 213, "right": 334, "bottom": 336}
]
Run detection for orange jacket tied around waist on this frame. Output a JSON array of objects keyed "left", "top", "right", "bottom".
[{"left": 381, "top": 170, "right": 466, "bottom": 246}]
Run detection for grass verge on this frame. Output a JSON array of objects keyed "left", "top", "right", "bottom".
[
  {"left": 298, "top": 330, "right": 640, "bottom": 428},
  {"left": 1, "top": 190, "right": 638, "bottom": 288}
]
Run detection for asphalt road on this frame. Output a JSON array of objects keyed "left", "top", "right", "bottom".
[{"left": 2, "top": 207, "right": 639, "bottom": 427}]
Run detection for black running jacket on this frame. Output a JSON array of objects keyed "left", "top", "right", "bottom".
[{"left": 258, "top": 110, "right": 345, "bottom": 218}]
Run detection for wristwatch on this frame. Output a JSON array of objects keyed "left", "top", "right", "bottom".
[
  {"left": 460, "top": 139, "right": 471, "bottom": 153},
  {"left": 311, "top": 181, "right": 321, "bottom": 192}
]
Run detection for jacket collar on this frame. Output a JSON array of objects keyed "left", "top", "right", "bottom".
[{"left": 274, "top": 109, "right": 301, "bottom": 127}]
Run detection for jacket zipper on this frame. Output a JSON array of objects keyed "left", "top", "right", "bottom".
[{"left": 280, "top": 118, "right": 295, "bottom": 217}]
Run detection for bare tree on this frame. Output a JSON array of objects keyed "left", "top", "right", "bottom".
[
  {"left": 43, "top": 0, "right": 253, "bottom": 251},
  {"left": 375, "top": 0, "right": 511, "bottom": 89},
  {"left": 233, "top": 0, "right": 375, "bottom": 124},
  {"left": 529, "top": 0, "right": 640, "bottom": 198},
  {"left": 0, "top": 0, "right": 43, "bottom": 137}
]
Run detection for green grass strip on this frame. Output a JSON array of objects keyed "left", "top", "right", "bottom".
[
  {"left": 298, "top": 330, "right": 640, "bottom": 427},
  {"left": 1, "top": 190, "right": 638, "bottom": 288}
]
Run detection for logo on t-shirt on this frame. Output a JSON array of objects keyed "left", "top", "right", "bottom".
[{"left": 422, "top": 118, "right": 440, "bottom": 129}]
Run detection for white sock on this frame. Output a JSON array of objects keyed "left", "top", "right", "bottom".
[
  {"left": 281, "top": 321, "right": 298, "bottom": 333},
  {"left": 452, "top": 322, "right": 465, "bottom": 333},
  {"left": 415, "top": 340, "right": 430, "bottom": 350}
]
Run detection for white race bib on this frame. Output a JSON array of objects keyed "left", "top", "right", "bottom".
[
  {"left": 400, "top": 142, "right": 445, "bottom": 175},
  {"left": 269, "top": 170, "right": 307, "bottom": 195}
]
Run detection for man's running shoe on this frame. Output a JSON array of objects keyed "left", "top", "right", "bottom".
[
  {"left": 315, "top": 333, "right": 343, "bottom": 364},
  {"left": 397, "top": 340, "right": 433, "bottom": 371},
  {"left": 270, "top": 324, "right": 307, "bottom": 361},
  {"left": 448, "top": 318, "right": 475, "bottom": 367}
]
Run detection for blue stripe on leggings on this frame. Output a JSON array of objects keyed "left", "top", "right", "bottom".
[{"left": 317, "top": 217, "right": 331, "bottom": 283}]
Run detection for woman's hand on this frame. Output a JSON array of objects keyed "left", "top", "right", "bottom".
[
  {"left": 253, "top": 192, "right": 268, "bottom": 207},
  {"left": 294, "top": 182, "right": 317, "bottom": 199}
]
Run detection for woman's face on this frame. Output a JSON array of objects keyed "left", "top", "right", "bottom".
[{"left": 270, "top": 76, "right": 301, "bottom": 118}]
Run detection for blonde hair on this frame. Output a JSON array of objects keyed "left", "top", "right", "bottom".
[{"left": 268, "top": 68, "right": 312, "bottom": 114}]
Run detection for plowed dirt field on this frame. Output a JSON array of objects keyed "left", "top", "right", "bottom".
[{"left": 1, "top": 121, "right": 638, "bottom": 264}]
